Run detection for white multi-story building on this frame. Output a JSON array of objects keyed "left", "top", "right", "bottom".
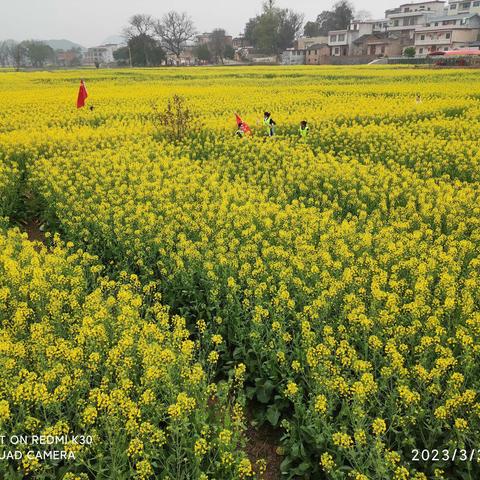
[
  {"left": 328, "top": 19, "right": 389, "bottom": 56},
  {"left": 305, "top": 0, "right": 480, "bottom": 59},
  {"left": 414, "top": 13, "right": 480, "bottom": 53},
  {"left": 328, "top": 30, "right": 350, "bottom": 56},
  {"left": 349, "top": 19, "right": 389, "bottom": 34},
  {"left": 448, "top": 0, "right": 480, "bottom": 15},
  {"left": 84, "top": 43, "right": 122, "bottom": 65},
  {"left": 386, "top": 1, "right": 447, "bottom": 50}
]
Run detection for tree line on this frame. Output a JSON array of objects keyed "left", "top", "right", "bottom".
[
  {"left": 0, "top": 0, "right": 357, "bottom": 69},
  {"left": 0, "top": 40, "right": 82, "bottom": 69},
  {"left": 117, "top": 0, "right": 356, "bottom": 66},
  {"left": 114, "top": 11, "right": 238, "bottom": 66}
]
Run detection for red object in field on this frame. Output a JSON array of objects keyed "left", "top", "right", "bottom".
[
  {"left": 234, "top": 113, "right": 252, "bottom": 135},
  {"left": 76, "top": 80, "right": 88, "bottom": 108}
]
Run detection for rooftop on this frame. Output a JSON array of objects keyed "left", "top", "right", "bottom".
[
  {"left": 416, "top": 24, "right": 474, "bottom": 30},
  {"left": 306, "top": 43, "right": 329, "bottom": 49},
  {"left": 353, "top": 32, "right": 399, "bottom": 44},
  {"left": 399, "top": 0, "right": 445, "bottom": 5},
  {"left": 427, "top": 13, "right": 479, "bottom": 21}
]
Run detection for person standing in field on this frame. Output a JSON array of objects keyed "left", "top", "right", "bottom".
[
  {"left": 234, "top": 113, "right": 252, "bottom": 138},
  {"left": 236, "top": 122, "right": 246, "bottom": 138},
  {"left": 299, "top": 120, "right": 309, "bottom": 138},
  {"left": 263, "top": 112, "right": 276, "bottom": 137}
]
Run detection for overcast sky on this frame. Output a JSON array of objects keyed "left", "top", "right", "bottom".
[{"left": 1, "top": 0, "right": 399, "bottom": 47}]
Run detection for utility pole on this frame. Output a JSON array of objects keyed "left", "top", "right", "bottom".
[{"left": 128, "top": 45, "right": 133, "bottom": 67}]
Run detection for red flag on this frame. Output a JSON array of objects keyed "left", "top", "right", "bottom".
[
  {"left": 234, "top": 113, "right": 252, "bottom": 136},
  {"left": 77, "top": 80, "right": 88, "bottom": 108}
]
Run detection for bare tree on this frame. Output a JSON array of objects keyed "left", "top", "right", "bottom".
[
  {"left": 356, "top": 10, "right": 373, "bottom": 21},
  {"left": 123, "top": 14, "right": 155, "bottom": 39},
  {"left": 154, "top": 11, "right": 196, "bottom": 63},
  {"left": 0, "top": 41, "right": 13, "bottom": 67},
  {"left": 12, "top": 42, "right": 27, "bottom": 71},
  {"left": 123, "top": 14, "right": 156, "bottom": 66}
]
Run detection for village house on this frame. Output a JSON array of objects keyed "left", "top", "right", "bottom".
[
  {"left": 84, "top": 44, "right": 121, "bottom": 66},
  {"left": 414, "top": 13, "right": 480, "bottom": 53},
  {"left": 328, "top": 29, "right": 350, "bottom": 56},
  {"left": 305, "top": 43, "right": 330, "bottom": 64},
  {"left": 56, "top": 49, "right": 81, "bottom": 67},
  {"left": 448, "top": 0, "right": 480, "bottom": 15},
  {"left": 282, "top": 0, "right": 480, "bottom": 62},
  {"left": 385, "top": 1, "right": 446, "bottom": 51},
  {"left": 282, "top": 48, "right": 306, "bottom": 65},
  {"left": 296, "top": 36, "right": 329, "bottom": 49},
  {"left": 352, "top": 33, "right": 403, "bottom": 56},
  {"left": 232, "top": 36, "right": 249, "bottom": 49},
  {"left": 196, "top": 32, "right": 233, "bottom": 47},
  {"left": 328, "top": 19, "right": 389, "bottom": 56}
]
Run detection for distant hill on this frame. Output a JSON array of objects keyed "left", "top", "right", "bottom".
[
  {"left": 44, "top": 39, "right": 85, "bottom": 51},
  {"left": 102, "top": 35, "right": 125, "bottom": 45}
]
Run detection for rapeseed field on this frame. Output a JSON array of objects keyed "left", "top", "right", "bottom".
[{"left": 1, "top": 66, "right": 480, "bottom": 479}]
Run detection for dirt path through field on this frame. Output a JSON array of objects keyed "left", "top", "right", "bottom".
[
  {"left": 22, "top": 218, "right": 47, "bottom": 249},
  {"left": 246, "top": 409, "right": 283, "bottom": 480}
]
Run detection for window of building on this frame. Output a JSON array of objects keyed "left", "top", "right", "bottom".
[
  {"left": 444, "top": 46, "right": 449, "bottom": 50},
  {"left": 446, "top": 32, "right": 451, "bottom": 39},
  {"left": 404, "top": 7, "right": 410, "bottom": 11},
  {"left": 420, "top": 34, "right": 425, "bottom": 40},
  {"left": 450, "top": 3, "right": 457, "bottom": 8},
  {"left": 338, "top": 34, "right": 345, "bottom": 41},
  {"left": 419, "top": 47, "right": 424, "bottom": 53},
  {"left": 474, "top": 0, "right": 480, "bottom": 5},
  {"left": 335, "top": 47, "right": 340, "bottom": 54},
  {"left": 394, "top": 20, "right": 399, "bottom": 26},
  {"left": 330, "top": 35, "right": 337, "bottom": 42},
  {"left": 462, "top": 2, "right": 471, "bottom": 8},
  {"left": 434, "top": 22, "right": 439, "bottom": 26}
]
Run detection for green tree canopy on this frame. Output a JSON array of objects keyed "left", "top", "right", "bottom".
[
  {"left": 122, "top": 34, "right": 166, "bottom": 66},
  {"left": 22, "top": 40, "right": 54, "bottom": 67},
  {"left": 303, "top": 1, "right": 355, "bottom": 37},
  {"left": 194, "top": 43, "right": 212, "bottom": 63},
  {"left": 244, "top": 0, "right": 304, "bottom": 55}
]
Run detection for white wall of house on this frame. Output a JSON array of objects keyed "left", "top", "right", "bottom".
[
  {"left": 415, "top": 25, "right": 479, "bottom": 53},
  {"left": 281, "top": 49, "right": 306, "bottom": 65},
  {"left": 84, "top": 44, "right": 120, "bottom": 65},
  {"left": 448, "top": 0, "right": 480, "bottom": 15}
]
